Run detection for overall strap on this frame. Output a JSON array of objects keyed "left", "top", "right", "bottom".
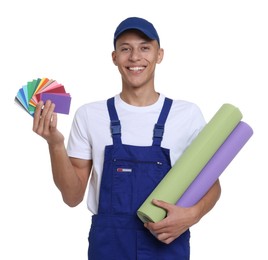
[
  {"left": 107, "top": 97, "right": 122, "bottom": 144},
  {"left": 153, "top": 97, "right": 173, "bottom": 146}
]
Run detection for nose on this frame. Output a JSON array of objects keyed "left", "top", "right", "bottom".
[{"left": 129, "top": 48, "right": 141, "bottom": 61}]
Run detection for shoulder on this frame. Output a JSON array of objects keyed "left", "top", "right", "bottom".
[
  {"left": 76, "top": 99, "right": 107, "bottom": 113},
  {"left": 172, "top": 98, "right": 202, "bottom": 112},
  {"left": 73, "top": 98, "right": 109, "bottom": 121},
  {"left": 166, "top": 97, "right": 205, "bottom": 122},
  {"left": 162, "top": 97, "right": 206, "bottom": 164},
  {"left": 164, "top": 97, "right": 206, "bottom": 140}
]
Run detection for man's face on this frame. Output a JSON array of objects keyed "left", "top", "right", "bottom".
[{"left": 112, "top": 30, "right": 163, "bottom": 90}]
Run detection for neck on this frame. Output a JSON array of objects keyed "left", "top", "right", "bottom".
[{"left": 120, "top": 89, "right": 159, "bottom": 106}]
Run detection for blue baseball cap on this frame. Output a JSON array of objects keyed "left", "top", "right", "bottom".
[{"left": 113, "top": 17, "right": 160, "bottom": 49}]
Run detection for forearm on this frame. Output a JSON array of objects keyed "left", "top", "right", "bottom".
[
  {"left": 193, "top": 179, "right": 221, "bottom": 223},
  {"left": 48, "top": 142, "right": 83, "bottom": 206},
  {"left": 145, "top": 179, "right": 221, "bottom": 244},
  {"left": 32, "top": 101, "right": 87, "bottom": 206}
]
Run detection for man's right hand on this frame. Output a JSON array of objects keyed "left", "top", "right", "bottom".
[{"left": 32, "top": 100, "right": 64, "bottom": 145}]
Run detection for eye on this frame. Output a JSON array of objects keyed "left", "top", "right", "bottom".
[
  {"left": 120, "top": 47, "right": 131, "bottom": 52},
  {"left": 141, "top": 46, "right": 150, "bottom": 51}
]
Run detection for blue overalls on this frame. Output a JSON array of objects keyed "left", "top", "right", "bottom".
[{"left": 88, "top": 97, "right": 190, "bottom": 260}]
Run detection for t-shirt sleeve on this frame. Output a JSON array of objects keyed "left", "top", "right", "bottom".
[
  {"left": 185, "top": 103, "right": 206, "bottom": 147},
  {"left": 66, "top": 106, "right": 92, "bottom": 160}
]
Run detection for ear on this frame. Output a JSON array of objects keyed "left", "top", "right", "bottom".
[
  {"left": 157, "top": 48, "right": 164, "bottom": 64},
  {"left": 112, "top": 51, "right": 118, "bottom": 66}
]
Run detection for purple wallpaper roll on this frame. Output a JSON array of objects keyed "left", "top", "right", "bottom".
[{"left": 176, "top": 121, "right": 253, "bottom": 207}]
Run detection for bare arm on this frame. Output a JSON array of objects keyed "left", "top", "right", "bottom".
[
  {"left": 145, "top": 179, "right": 221, "bottom": 244},
  {"left": 33, "top": 100, "right": 92, "bottom": 207},
  {"left": 49, "top": 143, "right": 92, "bottom": 207}
]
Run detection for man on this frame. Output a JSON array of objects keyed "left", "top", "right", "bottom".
[{"left": 33, "top": 17, "right": 221, "bottom": 259}]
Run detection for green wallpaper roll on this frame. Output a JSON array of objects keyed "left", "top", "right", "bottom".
[{"left": 137, "top": 103, "right": 243, "bottom": 223}]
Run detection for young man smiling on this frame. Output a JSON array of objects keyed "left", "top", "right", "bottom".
[
  {"left": 112, "top": 29, "right": 163, "bottom": 106},
  {"left": 33, "top": 17, "right": 221, "bottom": 259}
]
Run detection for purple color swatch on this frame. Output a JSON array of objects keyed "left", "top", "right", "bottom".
[{"left": 40, "top": 93, "right": 71, "bottom": 115}]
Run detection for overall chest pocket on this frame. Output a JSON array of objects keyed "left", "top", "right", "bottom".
[{"left": 112, "top": 159, "right": 170, "bottom": 214}]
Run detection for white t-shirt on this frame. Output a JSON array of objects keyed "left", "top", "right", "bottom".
[{"left": 67, "top": 94, "right": 206, "bottom": 214}]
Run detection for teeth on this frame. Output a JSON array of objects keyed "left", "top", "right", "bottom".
[{"left": 129, "top": 67, "right": 144, "bottom": 71}]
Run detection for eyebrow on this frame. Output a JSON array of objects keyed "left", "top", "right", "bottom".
[{"left": 118, "top": 41, "right": 152, "bottom": 47}]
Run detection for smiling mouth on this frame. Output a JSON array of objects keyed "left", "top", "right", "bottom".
[{"left": 128, "top": 66, "right": 145, "bottom": 71}]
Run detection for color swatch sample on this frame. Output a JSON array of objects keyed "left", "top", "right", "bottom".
[{"left": 14, "top": 78, "right": 71, "bottom": 116}]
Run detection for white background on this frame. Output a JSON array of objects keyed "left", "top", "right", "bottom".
[{"left": 1, "top": 0, "right": 267, "bottom": 259}]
